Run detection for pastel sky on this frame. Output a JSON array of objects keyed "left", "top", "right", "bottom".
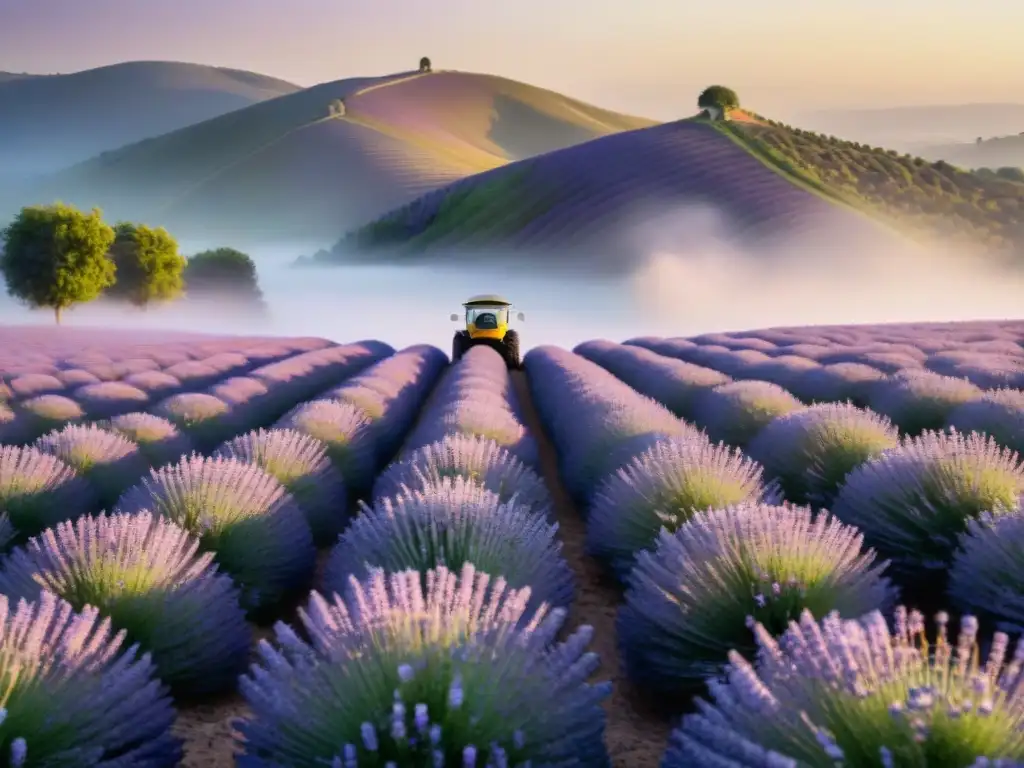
[{"left": 1, "top": 0, "right": 1022, "bottom": 119}]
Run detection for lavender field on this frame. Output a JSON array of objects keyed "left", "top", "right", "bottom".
[{"left": 0, "top": 319, "right": 1023, "bottom": 767}]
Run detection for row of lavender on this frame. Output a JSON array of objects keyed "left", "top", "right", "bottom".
[
  {"left": 236, "top": 345, "right": 613, "bottom": 766},
  {"left": 524, "top": 343, "right": 1024, "bottom": 767},
  {"left": 0, "top": 342, "right": 459, "bottom": 765}
]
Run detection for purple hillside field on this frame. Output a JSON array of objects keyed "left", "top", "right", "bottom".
[
  {"left": 669, "top": 607, "right": 1024, "bottom": 766},
  {"left": 372, "top": 433, "right": 551, "bottom": 516},
  {"left": 34, "top": 424, "right": 150, "bottom": 509},
  {"left": 323, "top": 476, "right": 573, "bottom": 617},
  {"left": 868, "top": 369, "right": 983, "bottom": 435},
  {"left": 102, "top": 412, "right": 196, "bottom": 469},
  {"left": 746, "top": 402, "right": 900, "bottom": 505},
  {"left": 945, "top": 388, "right": 1024, "bottom": 454},
  {"left": 275, "top": 399, "right": 377, "bottom": 494},
  {"left": 831, "top": 429, "right": 1024, "bottom": 579},
  {"left": 690, "top": 380, "right": 805, "bottom": 447},
  {"left": 0, "top": 591, "right": 182, "bottom": 765},
  {"left": 949, "top": 507, "right": 1024, "bottom": 634},
  {"left": 236, "top": 563, "right": 610, "bottom": 766},
  {"left": 574, "top": 340, "right": 731, "bottom": 420},
  {"left": 114, "top": 454, "right": 316, "bottom": 612},
  {"left": 212, "top": 428, "right": 349, "bottom": 546},
  {"left": 0, "top": 511, "right": 252, "bottom": 696},
  {"left": 73, "top": 381, "right": 151, "bottom": 418},
  {"left": 525, "top": 345, "right": 705, "bottom": 504},
  {"left": 0, "top": 444, "right": 98, "bottom": 541},
  {"left": 617, "top": 503, "right": 897, "bottom": 697},
  {"left": 587, "top": 437, "right": 782, "bottom": 580}
]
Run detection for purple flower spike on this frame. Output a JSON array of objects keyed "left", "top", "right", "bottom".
[
  {"left": 588, "top": 437, "right": 781, "bottom": 579},
  {"left": 275, "top": 399, "right": 376, "bottom": 494},
  {"left": 0, "top": 591, "right": 182, "bottom": 764},
  {"left": 869, "top": 369, "right": 983, "bottom": 435},
  {"left": 746, "top": 402, "right": 900, "bottom": 505},
  {"left": 114, "top": 454, "right": 315, "bottom": 612},
  {"left": 235, "top": 564, "right": 609, "bottom": 766},
  {"left": 618, "top": 503, "right": 896, "bottom": 696},
  {"left": 831, "top": 429, "right": 1024, "bottom": 579},
  {"left": 945, "top": 388, "right": 1024, "bottom": 455},
  {"left": 691, "top": 380, "right": 805, "bottom": 447},
  {"left": 101, "top": 412, "right": 195, "bottom": 469},
  {"left": 373, "top": 434, "right": 550, "bottom": 516},
  {"left": 0, "top": 511, "right": 252, "bottom": 696},
  {"left": 213, "top": 428, "right": 349, "bottom": 545},
  {"left": 34, "top": 423, "right": 150, "bottom": 508},
  {"left": 0, "top": 444, "right": 97, "bottom": 543},
  {"left": 324, "top": 476, "right": 572, "bottom": 616},
  {"left": 671, "top": 606, "right": 1024, "bottom": 766}
]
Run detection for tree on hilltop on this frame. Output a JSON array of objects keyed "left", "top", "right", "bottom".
[
  {"left": 698, "top": 85, "right": 740, "bottom": 118},
  {"left": 0, "top": 203, "right": 116, "bottom": 324},
  {"left": 106, "top": 222, "right": 186, "bottom": 308},
  {"left": 184, "top": 247, "right": 263, "bottom": 302},
  {"left": 419, "top": 57, "right": 432, "bottom": 73}
]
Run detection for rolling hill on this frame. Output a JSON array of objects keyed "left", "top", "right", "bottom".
[
  {"left": 919, "top": 133, "right": 1024, "bottom": 173},
  {"left": 0, "top": 61, "right": 300, "bottom": 180},
  {"left": 12, "top": 71, "right": 656, "bottom": 245},
  {"left": 333, "top": 113, "right": 1024, "bottom": 269}
]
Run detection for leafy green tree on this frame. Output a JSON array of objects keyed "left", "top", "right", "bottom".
[
  {"left": 698, "top": 85, "right": 740, "bottom": 112},
  {"left": 419, "top": 57, "right": 432, "bottom": 73},
  {"left": 184, "top": 247, "right": 263, "bottom": 301},
  {"left": 106, "top": 222, "right": 186, "bottom": 308},
  {"left": 0, "top": 203, "right": 116, "bottom": 324}
]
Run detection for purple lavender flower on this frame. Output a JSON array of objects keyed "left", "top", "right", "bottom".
[
  {"left": 34, "top": 423, "right": 150, "bottom": 508},
  {"left": 275, "top": 399, "right": 376, "bottom": 494},
  {"left": 618, "top": 503, "right": 896, "bottom": 695},
  {"left": 946, "top": 388, "right": 1024, "bottom": 455},
  {"left": 0, "top": 591, "right": 181, "bottom": 764},
  {"left": 17, "top": 393, "right": 84, "bottom": 440},
  {"left": 114, "top": 454, "right": 315, "bottom": 611},
  {"left": 831, "top": 429, "right": 1024, "bottom": 580},
  {"left": 152, "top": 392, "right": 237, "bottom": 450},
  {"left": 747, "top": 402, "right": 900, "bottom": 505},
  {"left": 690, "top": 380, "right": 805, "bottom": 447},
  {"left": 235, "top": 564, "right": 609, "bottom": 766},
  {"left": 669, "top": 606, "right": 1024, "bottom": 766},
  {"left": 0, "top": 444, "right": 97, "bottom": 543},
  {"left": 0, "top": 511, "right": 251, "bottom": 695},
  {"left": 73, "top": 381, "right": 151, "bottom": 419},
  {"left": 869, "top": 369, "right": 984, "bottom": 435},
  {"left": 101, "top": 411, "right": 195, "bottom": 469},
  {"left": 788, "top": 362, "right": 886, "bottom": 407},
  {"left": 588, "top": 437, "right": 781, "bottom": 579},
  {"left": 323, "top": 477, "right": 572, "bottom": 615},
  {"left": 213, "top": 428, "right": 349, "bottom": 545},
  {"left": 949, "top": 508, "right": 1024, "bottom": 633}
]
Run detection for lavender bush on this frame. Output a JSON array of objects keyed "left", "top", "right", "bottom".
[
  {"left": 0, "top": 444, "right": 97, "bottom": 543},
  {"left": 34, "top": 424, "right": 150, "bottom": 508},
  {"left": 747, "top": 403, "right": 901, "bottom": 505},
  {"left": 372, "top": 434, "right": 550, "bottom": 515},
  {"left": 945, "top": 387, "right": 1024, "bottom": 454},
  {"left": 948, "top": 509, "right": 1024, "bottom": 633},
  {"left": 869, "top": 369, "right": 983, "bottom": 435},
  {"left": 56, "top": 368, "right": 103, "bottom": 387},
  {"left": 275, "top": 398, "right": 376, "bottom": 493},
  {"left": 73, "top": 381, "right": 150, "bottom": 418},
  {"left": 831, "top": 430, "right": 1024, "bottom": 580},
  {"left": 115, "top": 455, "right": 316, "bottom": 611},
  {"left": 668, "top": 606, "right": 1024, "bottom": 767},
  {"left": 8, "top": 373, "right": 65, "bottom": 398},
  {"left": 588, "top": 437, "right": 781, "bottom": 579},
  {"left": 618, "top": 503, "right": 896, "bottom": 695},
  {"left": 235, "top": 564, "right": 609, "bottom": 766},
  {"left": 152, "top": 392, "right": 237, "bottom": 450},
  {"left": 0, "top": 591, "right": 181, "bottom": 765},
  {"left": 213, "top": 428, "right": 349, "bottom": 545},
  {"left": 323, "top": 477, "right": 572, "bottom": 615},
  {"left": 0, "top": 511, "right": 251, "bottom": 695},
  {"left": 101, "top": 412, "right": 195, "bottom": 468},
  {"left": 17, "top": 393, "right": 84, "bottom": 441},
  {"left": 788, "top": 361, "right": 886, "bottom": 406},
  {"left": 122, "top": 370, "right": 182, "bottom": 397},
  {"left": 690, "top": 380, "right": 805, "bottom": 447}
]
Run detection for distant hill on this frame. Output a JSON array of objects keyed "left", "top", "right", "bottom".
[
  {"left": 918, "top": 133, "right": 1024, "bottom": 172},
  {"left": 0, "top": 61, "right": 300, "bottom": 180},
  {"left": 11, "top": 70, "right": 655, "bottom": 245}
]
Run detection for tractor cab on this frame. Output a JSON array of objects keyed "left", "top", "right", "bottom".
[{"left": 450, "top": 294, "right": 525, "bottom": 369}]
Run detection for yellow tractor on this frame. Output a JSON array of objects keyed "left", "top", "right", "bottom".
[{"left": 450, "top": 294, "right": 525, "bottom": 369}]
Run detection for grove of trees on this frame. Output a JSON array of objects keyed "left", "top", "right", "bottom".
[{"left": 0, "top": 203, "right": 264, "bottom": 324}]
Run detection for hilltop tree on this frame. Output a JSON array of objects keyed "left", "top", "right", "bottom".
[
  {"left": 0, "top": 203, "right": 116, "bottom": 324},
  {"left": 698, "top": 85, "right": 740, "bottom": 115},
  {"left": 106, "top": 222, "right": 187, "bottom": 308},
  {"left": 184, "top": 247, "right": 263, "bottom": 302},
  {"left": 419, "top": 57, "right": 432, "bottom": 73}
]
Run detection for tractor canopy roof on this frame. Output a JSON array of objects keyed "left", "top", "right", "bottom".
[{"left": 463, "top": 294, "right": 512, "bottom": 307}]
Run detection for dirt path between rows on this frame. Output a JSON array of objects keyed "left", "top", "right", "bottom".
[{"left": 511, "top": 371, "right": 672, "bottom": 767}]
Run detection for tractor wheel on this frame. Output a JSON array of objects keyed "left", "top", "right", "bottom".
[
  {"left": 501, "top": 330, "right": 521, "bottom": 369},
  {"left": 452, "top": 331, "right": 470, "bottom": 362}
]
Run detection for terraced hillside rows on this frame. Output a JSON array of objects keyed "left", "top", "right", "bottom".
[
  {"left": 20, "top": 71, "right": 654, "bottom": 244},
  {"left": 1, "top": 319, "right": 1024, "bottom": 767}
]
